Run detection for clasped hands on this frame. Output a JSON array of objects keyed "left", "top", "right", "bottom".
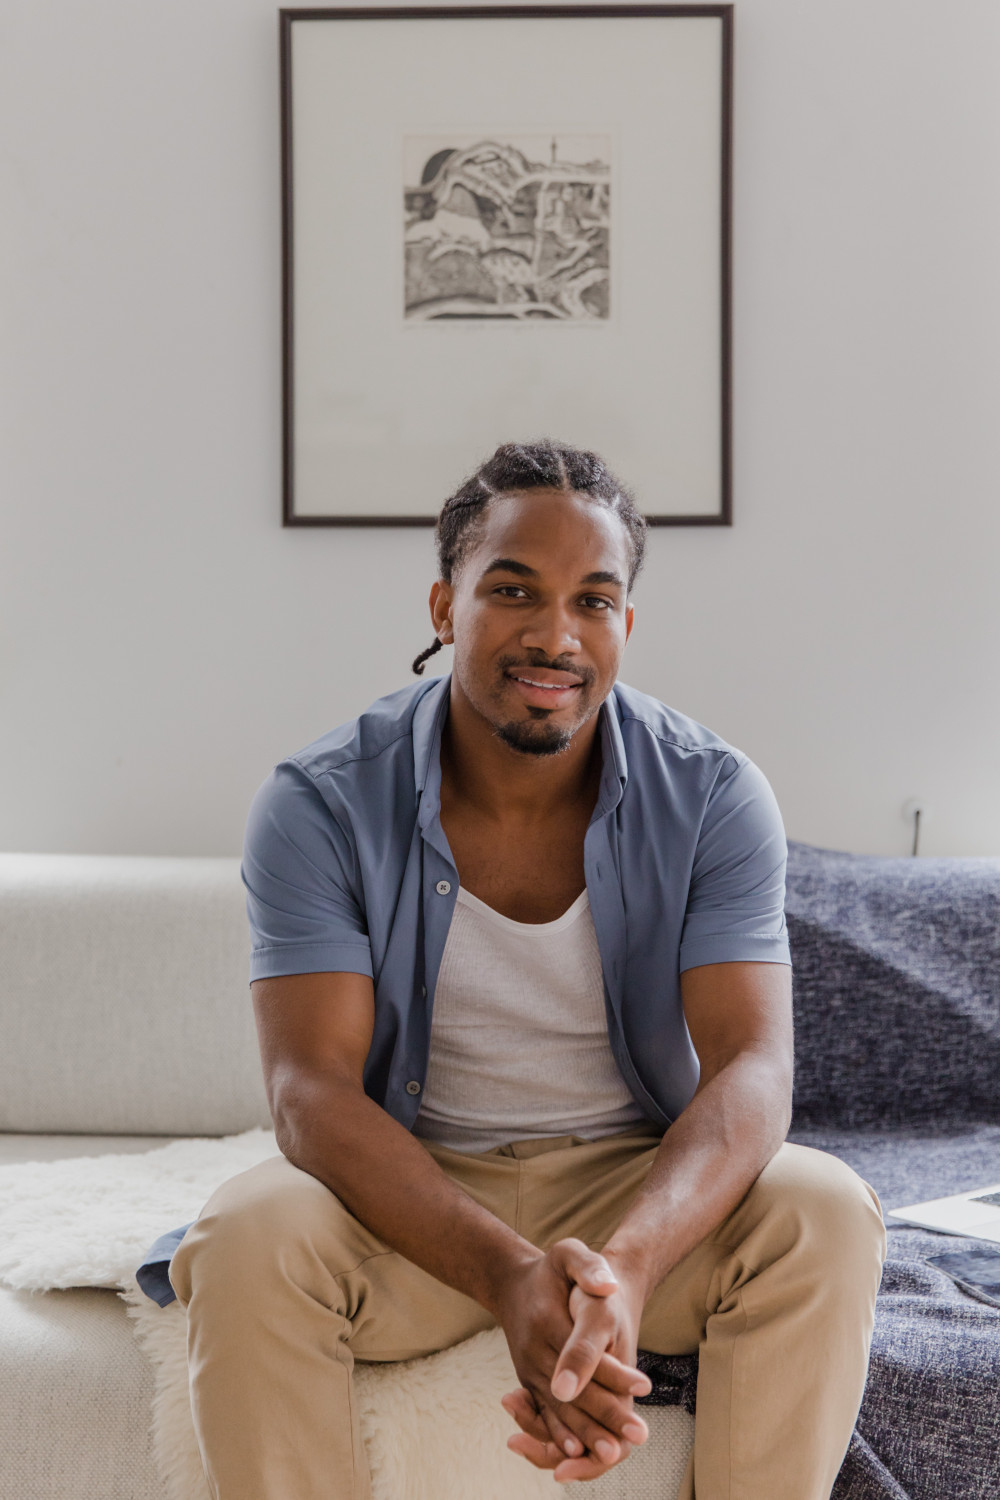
[{"left": 495, "top": 1239, "right": 651, "bottom": 1484}]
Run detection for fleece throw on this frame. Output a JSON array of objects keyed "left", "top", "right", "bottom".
[{"left": 0, "top": 1129, "right": 279, "bottom": 1291}]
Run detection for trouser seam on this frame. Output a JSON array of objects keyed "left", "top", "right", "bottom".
[
  {"left": 726, "top": 1283, "right": 749, "bottom": 1500},
  {"left": 334, "top": 1247, "right": 397, "bottom": 1279},
  {"left": 324, "top": 1247, "right": 398, "bottom": 1311},
  {"left": 336, "top": 1340, "right": 364, "bottom": 1496}
]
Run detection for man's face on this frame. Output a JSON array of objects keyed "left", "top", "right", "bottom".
[{"left": 431, "top": 489, "right": 635, "bottom": 757}]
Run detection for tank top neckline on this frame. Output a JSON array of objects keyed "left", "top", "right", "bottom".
[{"left": 455, "top": 884, "right": 589, "bottom": 935}]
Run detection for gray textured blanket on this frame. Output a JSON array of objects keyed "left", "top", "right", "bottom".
[{"left": 639, "top": 843, "right": 1000, "bottom": 1500}]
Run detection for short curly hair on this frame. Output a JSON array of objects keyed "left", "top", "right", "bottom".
[{"left": 412, "top": 439, "right": 646, "bottom": 675}]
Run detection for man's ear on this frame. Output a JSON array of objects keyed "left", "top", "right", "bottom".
[
  {"left": 429, "top": 580, "right": 455, "bottom": 645},
  {"left": 624, "top": 602, "right": 635, "bottom": 644}
]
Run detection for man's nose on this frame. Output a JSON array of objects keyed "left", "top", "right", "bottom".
[{"left": 519, "top": 602, "right": 581, "bottom": 658}]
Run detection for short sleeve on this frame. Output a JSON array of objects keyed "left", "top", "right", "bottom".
[
  {"left": 678, "top": 754, "right": 791, "bottom": 973},
  {"left": 241, "top": 760, "right": 374, "bottom": 982}
]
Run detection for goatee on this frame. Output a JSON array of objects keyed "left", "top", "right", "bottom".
[{"left": 494, "top": 718, "right": 574, "bottom": 757}]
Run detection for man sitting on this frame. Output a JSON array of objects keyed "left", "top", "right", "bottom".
[{"left": 167, "top": 439, "right": 886, "bottom": 1499}]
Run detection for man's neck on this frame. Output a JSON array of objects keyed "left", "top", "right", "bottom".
[{"left": 440, "top": 681, "right": 603, "bottom": 823}]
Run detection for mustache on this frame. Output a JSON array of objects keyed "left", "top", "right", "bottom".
[{"left": 497, "top": 654, "right": 597, "bottom": 686}]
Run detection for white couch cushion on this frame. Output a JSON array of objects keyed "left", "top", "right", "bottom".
[
  {"left": 0, "top": 854, "right": 270, "bottom": 1135},
  {"left": 0, "top": 1284, "right": 164, "bottom": 1500}
]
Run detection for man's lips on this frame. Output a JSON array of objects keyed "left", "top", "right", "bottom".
[
  {"left": 507, "top": 671, "right": 583, "bottom": 690},
  {"left": 503, "top": 667, "right": 586, "bottom": 706}
]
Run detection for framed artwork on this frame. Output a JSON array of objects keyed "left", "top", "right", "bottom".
[{"left": 281, "top": 5, "right": 733, "bottom": 526}]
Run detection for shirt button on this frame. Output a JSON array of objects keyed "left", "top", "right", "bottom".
[
  {"left": 435, "top": 880, "right": 452, "bottom": 895},
  {"left": 405, "top": 1080, "right": 421, "bottom": 1095}
]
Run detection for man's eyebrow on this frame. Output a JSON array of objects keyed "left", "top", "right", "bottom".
[
  {"left": 580, "top": 570, "right": 625, "bottom": 589},
  {"left": 480, "top": 558, "right": 625, "bottom": 590},
  {"left": 480, "top": 557, "right": 538, "bottom": 579}
]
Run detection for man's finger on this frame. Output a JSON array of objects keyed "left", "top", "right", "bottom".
[
  {"left": 506, "top": 1432, "right": 563, "bottom": 1470},
  {"left": 565, "top": 1378, "right": 650, "bottom": 1448},
  {"left": 564, "top": 1287, "right": 650, "bottom": 1393},
  {"left": 502, "top": 1388, "right": 584, "bottom": 1459},
  {"left": 550, "top": 1295, "right": 617, "bottom": 1402},
  {"left": 500, "top": 1389, "right": 549, "bottom": 1442},
  {"left": 518, "top": 1387, "right": 612, "bottom": 1464},
  {"left": 594, "top": 1349, "right": 653, "bottom": 1396},
  {"left": 551, "top": 1442, "right": 633, "bottom": 1485},
  {"left": 543, "top": 1392, "right": 625, "bottom": 1464},
  {"left": 538, "top": 1400, "right": 587, "bottom": 1458}
]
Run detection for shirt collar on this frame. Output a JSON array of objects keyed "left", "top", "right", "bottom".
[
  {"left": 596, "top": 685, "right": 629, "bottom": 816},
  {"left": 412, "top": 675, "right": 452, "bottom": 829},
  {"left": 412, "top": 673, "right": 629, "bottom": 829}
]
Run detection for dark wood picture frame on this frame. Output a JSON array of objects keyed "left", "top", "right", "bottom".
[{"left": 280, "top": 5, "right": 733, "bottom": 527}]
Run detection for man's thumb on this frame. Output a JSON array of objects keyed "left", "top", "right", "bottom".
[{"left": 554, "top": 1239, "right": 619, "bottom": 1296}]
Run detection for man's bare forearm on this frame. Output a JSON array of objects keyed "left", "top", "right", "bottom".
[
  {"left": 602, "top": 1050, "right": 791, "bottom": 1300},
  {"left": 271, "top": 1067, "right": 537, "bottom": 1314}
]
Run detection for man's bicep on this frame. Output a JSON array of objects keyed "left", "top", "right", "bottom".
[
  {"left": 680, "top": 961, "right": 793, "bottom": 1091},
  {"left": 252, "top": 971, "right": 376, "bottom": 1108}
]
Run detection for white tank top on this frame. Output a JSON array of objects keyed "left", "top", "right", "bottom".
[{"left": 412, "top": 885, "right": 648, "bottom": 1153}]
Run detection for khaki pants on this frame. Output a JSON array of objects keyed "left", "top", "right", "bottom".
[{"left": 169, "top": 1129, "right": 886, "bottom": 1500}]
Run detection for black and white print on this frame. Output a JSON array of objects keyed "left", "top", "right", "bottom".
[{"left": 404, "top": 134, "right": 611, "bottom": 321}]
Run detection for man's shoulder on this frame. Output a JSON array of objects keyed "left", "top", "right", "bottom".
[
  {"left": 612, "top": 685, "right": 784, "bottom": 858},
  {"left": 285, "top": 676, "right": 442, "bottom": 784},
  {"left": 613, "top": 682, "right": 744, "bottom": 768}
]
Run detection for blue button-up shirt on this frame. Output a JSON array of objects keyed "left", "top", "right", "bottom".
[{"left": 136, "top": 674, "right": 790, "bottom": 1305}]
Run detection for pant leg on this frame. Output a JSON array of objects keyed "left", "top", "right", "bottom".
[
  {"left": 522, "top": 1138, "right": 885, "bottom": 1500},
  {"left": 168, "top": 1150, "right": 514, "bottom": 1500},
  {"left": 510, "top": 1133, "right": 885, "bottom": 1500},
  {"left": 653, "top": 1143, "right": 886, "bottom": 1500}
]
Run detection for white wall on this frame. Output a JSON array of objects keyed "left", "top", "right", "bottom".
[{"left": 2, "top": 0, "right": 998, "bottom": 858}]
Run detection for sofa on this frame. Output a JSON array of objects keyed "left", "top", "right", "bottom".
[{"left": 0, "top": 843, "right": 997, "bottom": 1500}]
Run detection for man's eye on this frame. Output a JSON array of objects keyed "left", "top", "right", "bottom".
[
  {"left": 494, "top": 585, "right": 528, "bottom": 599},
  {"left": 582, "top": 596, "right": 612, "bottom": 610}
]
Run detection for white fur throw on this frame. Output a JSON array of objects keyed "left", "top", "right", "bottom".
[{"left": 0, "top": 1128, "right": 280, "bottom": 1291}]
